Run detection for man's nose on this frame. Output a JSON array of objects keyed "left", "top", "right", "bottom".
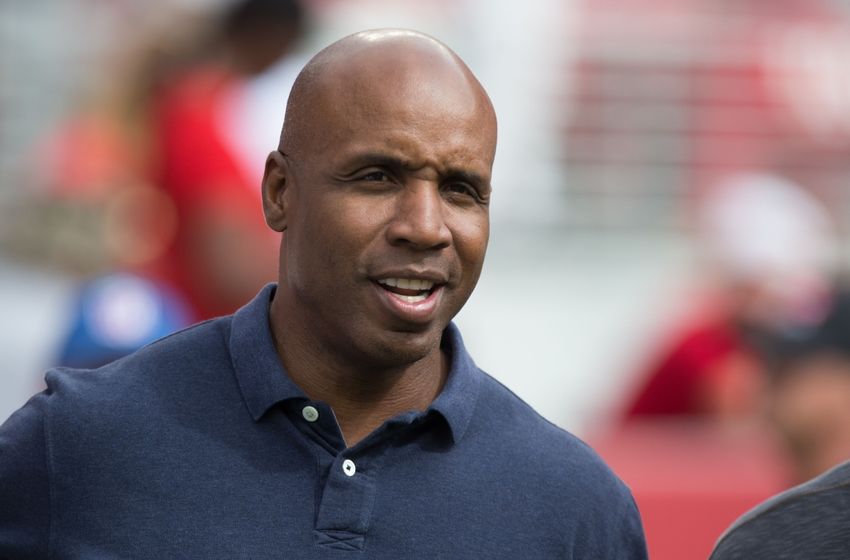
[{"left": 386, "top": 182, "right": 452, "bottom": 251}]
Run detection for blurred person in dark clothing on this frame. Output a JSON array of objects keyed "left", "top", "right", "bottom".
[
  {"left": 709, "top": 289, "right": 850, "bottom": 559},
  {"left": 709, "top": 458, "right": 850, "bottom": 559},
  {"left": 769, "top": 350, "right": 850, "bottom": 482},
  {"left": 765, "top": 290, "right": 850, "bottom": 483},
  {"left": 0, "top": 30, "right": 646, "bottom": 558}
]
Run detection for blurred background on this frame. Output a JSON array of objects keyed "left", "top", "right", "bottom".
[{"left": 4, "top": 0, "right": 850, "bottom": 557}]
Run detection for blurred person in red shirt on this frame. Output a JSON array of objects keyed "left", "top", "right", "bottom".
[
  {"left": 9, "top": 0, "right": 307, "bottom": 369},
  {"left": 147, "top": 0, "right": 306, "bottom": 320},
  {"left": 624, "top": 172, "right": 839, "bottom": 423}
]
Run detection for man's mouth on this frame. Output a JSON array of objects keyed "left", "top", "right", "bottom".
[
  {"left": 370, "top": 273, "right": 447, "bottom": 324},
  {"left": 375, "top": 278, "right": 436, "bottom": 303}
]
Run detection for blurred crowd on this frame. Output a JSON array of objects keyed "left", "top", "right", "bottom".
[{"left": 4, "top": 0, "right": 305, "bottom": 367}]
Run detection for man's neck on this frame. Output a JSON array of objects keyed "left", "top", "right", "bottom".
[
  {"left": 269, "top": 303, "right": 449, "bottom": 447},
  {"left": 291, "top": 350, "right": 448, "bottom": 447}
]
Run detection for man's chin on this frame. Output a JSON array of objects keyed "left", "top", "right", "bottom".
[{"left": 358, "top": 326, "right": 445, "bottom": 370}]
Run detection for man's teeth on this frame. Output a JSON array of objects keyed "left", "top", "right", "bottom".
[
  {"left": 378, "top": 278, "right": 435, "bottom": 291},
  {"left": 377, "top": 278, "right": 435, "bottom": 304},
  {"left": 395, "top": 293, "right": 428, "bottom": 303}
]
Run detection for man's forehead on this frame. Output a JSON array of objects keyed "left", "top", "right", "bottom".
[
  {"left": 316, "top": 42, "right": 479, "bottom": 105},
  {"left": 318, "top": 46, "right": 489, "bottom": 129},
  {"left": 309, "top": 91, "right": 496, "bottom": 174},
  {"left": 282, "top": 29, "right": 496, "bottom": 163}
]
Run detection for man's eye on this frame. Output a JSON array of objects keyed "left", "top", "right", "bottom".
[
  {"left": 445, "top": 182, "right": 475, "bottom": 197},
  {"left": 359, "top": 171, "right": 390, "bottom": 182}
]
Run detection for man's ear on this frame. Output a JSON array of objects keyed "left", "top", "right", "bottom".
[{"left": 261, "top": 150, "right": 290, "bottom": 232}]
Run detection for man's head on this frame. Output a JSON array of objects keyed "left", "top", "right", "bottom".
[
  {"left": 220, "top": 0, "right": 305, "bottom": 76},
  {"left": 262, "top": 29, "right": 497, "bottom": 371}
]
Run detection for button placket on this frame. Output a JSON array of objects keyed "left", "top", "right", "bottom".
[{"left": 314, "top": 447, "right": 388, "bottom": 550}]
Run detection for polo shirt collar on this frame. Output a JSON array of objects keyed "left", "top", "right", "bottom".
[
  {"left": 428, "top": 322, "right": 480, "bottom": 443},
  {"left": 229, "top": 284, "right": 481, "bottom": 444},
  {"left": 230, "top": 284, "right": 306, "bottom": 420}
]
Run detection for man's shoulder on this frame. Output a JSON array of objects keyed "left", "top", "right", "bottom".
[
  {"left": 710, "top": 461, "right": 850, "bottom": 559},
  {"left": 474, "top": 369, "right": 599, "bottom": 453},
  {"left": 43, "top": 316, "right": 233, "bottom": 413},
  {"left": 458, "top": 369, "right": 646, "bottom": 557},
  {"left": 473, "top": 369, "right": 632, "bottom": 498}
]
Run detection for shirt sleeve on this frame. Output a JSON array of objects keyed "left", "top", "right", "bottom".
[
  {"left": 579, "top": 474, "right": 649, "bottom": 559},
  {"left": 0, "top": 391, "right": 51, "bottom": 559},
  {"left": 709, "top": 490, "right": 850, "bottom": 560},
  {"left": 616, "top": 492, "right": 649, "bottom": 560}
]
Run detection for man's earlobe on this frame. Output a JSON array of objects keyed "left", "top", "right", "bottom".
[{"left": 261, "top": 150, "right": 290, "bottom": 232}]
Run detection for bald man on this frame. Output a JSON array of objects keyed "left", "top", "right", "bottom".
[{"left": 0, "top": 31, "right": 647, "bottom": 558}]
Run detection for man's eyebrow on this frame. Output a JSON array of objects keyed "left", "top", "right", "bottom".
[
  {"left": 343, "top": 152, "right": 491, "bottom": 191},
  {"left": 343, "top": 153, "right": 412, "bottom": 171}
]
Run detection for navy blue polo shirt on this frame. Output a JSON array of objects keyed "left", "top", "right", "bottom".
[{"left": 0, "top": 284, "right": 647, "bottom": 558}]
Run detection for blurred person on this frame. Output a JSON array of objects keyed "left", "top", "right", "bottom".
[
  {"left": 705, "top": 289, "right": 850, "bottom": 560},
  {"left": 0, "top": 0, "right": 302, "bottom": 393},
  {"left": 1, "top": 0, "right": 232, "bottom": 387},
  {"left": 0, "top": 30, "right": 647, "bottom": 558},
  {"left": 709, "top": 459, "right": 850, "bottom": 559},
  {"left": 0, "top": 2, "right": 227, "bottom": 372},
  {"left": 5, "top": 99, "right": 193, "bottom": 370},
  {"left": 623, "top": 172, "right": 838, "bottom": 424},
  {"left": 7, "top": 0, "right": 307, "bottom": 368},
  {"left": 54, "top": 273, "right": 191, "bottom": 369},
  {"left": 770, "top": 351, "right": 850, "bottom": 483},
  {"left": 147, "top": 0, "right": 306, "bottom": 320},
  {"left": 766, "top": 290, "right": 850, "bottom": 484}
]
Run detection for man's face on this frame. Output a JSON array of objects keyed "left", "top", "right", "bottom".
[{"left": 275, "top": 60, "right": 495, "bottom": 368}]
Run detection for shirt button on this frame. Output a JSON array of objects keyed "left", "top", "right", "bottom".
[
  {"left": 342, "top": 459, "right": 356, "bottom": 477},
  {"left": 301, "top": 405, "right": 319, "bottom": 423}
]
